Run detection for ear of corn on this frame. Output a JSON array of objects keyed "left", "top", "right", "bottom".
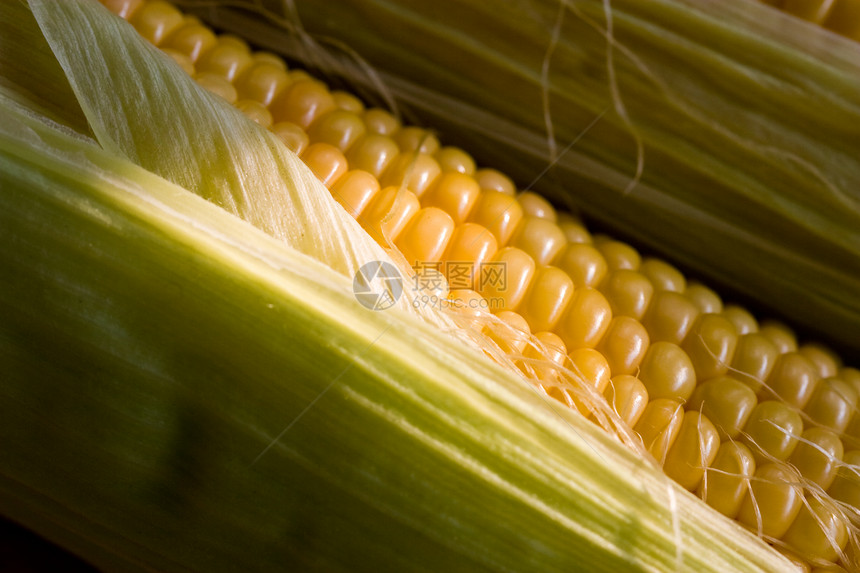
[{"left": 205, "top": 0, "right": 860, "bottom": 359}]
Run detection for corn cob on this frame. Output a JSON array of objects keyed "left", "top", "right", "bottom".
[
  {"left": 86, "top": 0, "right": 860, "bottom": 569},
  {"left": 3, "top": 0, "right": 860, "bottom": 571}
]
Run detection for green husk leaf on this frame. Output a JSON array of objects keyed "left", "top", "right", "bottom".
[
  {"left": 200, "top": 0, "right": 860, "bottom": 359},
  {"left": 0, "top": 89, "right": 790, "bottom": 571}
]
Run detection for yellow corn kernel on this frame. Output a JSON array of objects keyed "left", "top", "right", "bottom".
[
  {"left": 362, "top": 186, "right": 420, "bottom": 245},
  {"left": 634, "top": 398, "right": 685, "bottom": 464},
  {"left": 642, "top": 291, "right": 701, "bottom": 345},
  {"left": 782, "top": 0, "right": 836, "bottom": 22},
  {"left": 663, "top": 411, "right": 720, "bottom": 491},
  {"left": 681, "top": 313, "right": 738, "bottom": 381},
  {"left": 827, "top": 450, "right": 860, "bottom": 508},
  {"left": 789, "top": 427, "right": 844, "bottom": 490},
  {"left": 331, "top": 90, "right": 365, "bottom": 113},
  {"left": 394, "top": 207, "right": 455, "bottom": 265},
  {"left": 824, "top": 0, "right": 860, "bottom": 39},
  {"left": 737, "top": 463, "right": 804, "bottom": 539},
  {"left": 595, "top": 316, "right": 650, "bottom": 376},
  {"left": 555, "top": 243, "right": 608, "bottom": 288},
  {"left": 196, "top": 36, "right": 254, "bottom": 81},
  {"left": 421, "top": 173, "right": 481, "bottom": 225},
  {"left": 270, "top": 122, "right": 309, "bottom": 155},
  {"left": 508, "top": 217, "right": 567, "bottom": 266},
  {"left": 527, "top": 332, "right": 569, "bottom": 386},
  {"left": 721, "top": 305, "right": 759, "bottom": 335},
  {"left": 307, "top": 109, "right": 367, "bottom": 153},
  {"left": 517, "top": 191, "right": 557, "bottom": 222},
  {"left": 638, "top": 341, "right": 697, "bottom": 401},
  {"left": 568, "top": 347, "right": 611, "bottom": 415},
  {"left": 556, "top": 212, "right": 592, "bottom": 244},
  {"left": 594, "top": 239, "right": 641, "bottom": 271},
  {"left": 478, "top": 247, "right": 535, "bottom": 312},
  {"left": 161, "top": 21, "right": 217, "bottom": 63},
  {"left": 380, "top": 152, "right": 442, "bottom": 197},
  {"left": 730, "top": 332, "right": 780, "bottom": 394},
  {"left": 346, "top": 134, "right": 401, "bottom": 179},
  {"left": 161, "top": 48, "right": 195, "bottom": 76},
  {"left": 598, "top": 269, "right": 654, "bottom": 320},
  {"left": 194, "top": 72, "right": 238, "bottom": 104},
  {"left": 518, "top": 266, "right": 573, "bottom": 333},
  {"left": 799, "top": 343, "right": 842, "bottom": 379},
  {"left": 760, "top": 351, "right": 821, "bottom": 409},
  {"left": 446, "top": 289, "right": 491, "bottom": 330},
  {"left": 474, "top": 168, "right": 516, "bottom": 195},
  {"left": 434, "top": 146, "right": 476, "bottom": 175},
  {"left": 271, "top": 80, "right": 336, "bottom": 129},
  {"left": 129, "top": 0, "right": 183, "bottom": 46},
  {"left": 441, "top": 223, "right": 499, "bottom": 290},
  {"left": 329, "top": 170, "right": 380, "bottom": 219},
  {"left": 299, "top": 142, "right": 348, "bottom": 189},
  {"left": 234, "top": 62, "right": 290, "bottom": 106},
  {"left": 759, "top": 320, "right": 798, "bottom": 354},
  {"left": 101, "top": 0, "right": 144, "bottom": 19},
  {"left": 467, "top": 190, "right": 524, "bottom": 247},
  {"left": 782, "top": 497, "right": 849, "bottom": 564},
  {"left": 601, "top": 374, "right": 649, "bottom": 428},
  {"left": 484, "top": 310, "right": 530, "bottom": 355},
  {"left": 685, "top": 281, "right": 724, "bottom": 314},
  {"left": 362, "top": 108, "right": 401, "bottom": 136},
  {"left": 555, "top": 287, "right": 613, "bottom": 351},
  {"left": 804, "top": 376, "right": 858, "bottom": 434},
  {"left": 687, "top": 375, "right": 757, "bottom": 441},
  {"left": 742, "top": 400, "right": 804, "bottom": 463},
  {"left": 699, "top": 441, "right": 756, "bottom": 519},
  {"left": 235, "top": 99, "right": 273, "bottom": 129},
  {"left": 252, "top": 51, "right": 287, "bottom": 70},
  {"left": 639, "top": 258, "right": 686, "bottom": 293},
  {"left": 393, "top": 126, "right": 440, "bottom": 155}
]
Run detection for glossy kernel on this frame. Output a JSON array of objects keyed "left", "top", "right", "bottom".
[
  {"left": 633, "top": 398, "right": 685, "bottom": 464},
  {"left": 509, "top": 217, "right": 567, "bottom": 266},
  {"left": 759, "top": 320, "right": 798, "bottom": 354},
  {"left": 394, "top": 207, "right": 455, "bottom": 265},
  {"left": 196, "top": 37, "right": 253, "bottom": 81},
  {"left": 271, "top": 122, "right": 309, "bottom": 155},
  {"left": 799, "top": 344, "right": 842, "bottom": 379},
  {"left": 474, "top": 168, "right": 516, "bottom": 195},
  {"left": 527, "top": 332, "right": 568, "bottom": 386},
  {"left": 568, "top": 348, "right": 612, "bottom": 415},
  {"left": 235, "top": 100, "right": 273, "bottom": 129},
  {"left": 329, "top": 170, "right": 380, "bottom": 219},
  {"left": 556, "top": 213, "right": 592, "bottom": 244},
  {"left": 721, "top": 305, "right": 759, "bottom": 335},
  {"left": 685, "top": 282, "right": 723, "bottom": 314},
  {"left": 595, "top": 239, "right": 640, "bottom": 271},
  {"left": 738, "top": 463, "right": 804, "bottom": 539},
  {"left": 828, "top": 450, "right": 860, "bottom": 509},
  {"left": 681, "top": 313, "right": 738, "bottom": 381},
  {"left": 380, "top": 152, "right": 442, "bottom": 197},
  {"left": 742, "top": 400, "right": 803, "bottom": 463},
  {"left": 782, "top": 497, "right": 849, "bottom": 564},
  {"left": 555, "top": 288, "right": 613, "bottom": 351},
  {"left": 299, "top": 143, "right": 348, "bottom": 188},
  {"left": 362, "top": 186, "right": 420, "bottom": 245},
  {"left": 331, "top": 90, "right": 365, "bottom": 113},
  {"left": 598, "top": 269, "right": 654, "bottom": 320},
  {"left": 478, "top": 247, "right": 535, "bottom": 312},
  {"left": 271, "top": 80, "right": 336, "bottom": 129},
  {"left": 362, "top": 108, "right": 401, "bottom": 136},
  {"left": 518, "top": 266, "right": 573, "bottom": 333},
  {"left": 102, "top": 0, "right": 144, "bottom": 19},
  {"left": 687, "top": 376, "right": 757, "bottom": 441},
  {"left": 130, "top": 0, "right": 184, "bottom": 45},
  {"left": 789, "top": 427, "right": 844, "bottom": 490},
  {"left": 642, "top": 291, "right": 700, "bottom": 345},
  {"left": 805, "top": 377, "right": 858, "bottom": 434},
  {"left": 824, "top": 0, "right": 860, "bottom": 39},
  {"left": 194, "top": 72, "right": 237, "bottom": 104},
  {"left": 161, "top": 48, "right": 195, "bottom": 76},
  {"left": 555, "top": 243, "right": 608, "bottom": 288},
  {"left": 393, "top": 127, "right": 440, "bottom": 155},
  {"left": 484, "top": 310, "right": 530, "bottom": 355},
  {"left": 760, "top": 351, "right": 821, "bottom": 409},
  {"left": 601, "top": 375, "right": 649, "bottom": 428},
  {"left": 421, "top": 173, "right": 482, "bottom": 225},
  {"left": 639, "top": 258, "right": 685, "bottom": 293},
  {"left": 251, "top": 52, "right": 287, "bottom": 70},
  {"left": 346, "top": 134, "right": 401, "bottom": 179},
  {"left": 434, "top": 146, "right": 476, "bottom": 175},
  {"left": 663, "top": 411, "right": 720, "bottom": 491},
  {"left": 162, "top": 22, "right": 217, "bottom": 62},
  {"left": 638, "top": 341, "right": 697, "bottom": 401},
  {"left": 595, "top": 316, "right": 650, "bottom": 376},
  {"left": 467, "top": 190, "right": 524, "bottom": 246},
  {"left": 441, "top": 224, "right": 499, "bottom": 291},
  {"left": 730, "top": 332, "right": 780, "bottom": 394},
  {"left": 698, "top": 441, "right": 756, "bottom": 519},
  {"left": 234, "top": 62, "right": 290, "bottom": 106},
  {"left": 782, "top": 0, "right": 835, "bottom": 23},
  {"left": 307, "top": 109, "right": 367, "bottom": 152},
  {"left": 517, "top": 191, "right": 557, "bottom": 221}
]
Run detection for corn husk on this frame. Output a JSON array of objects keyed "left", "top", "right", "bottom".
[{"left": 0, "top": 0, "right": 793, "bottom": 571}]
